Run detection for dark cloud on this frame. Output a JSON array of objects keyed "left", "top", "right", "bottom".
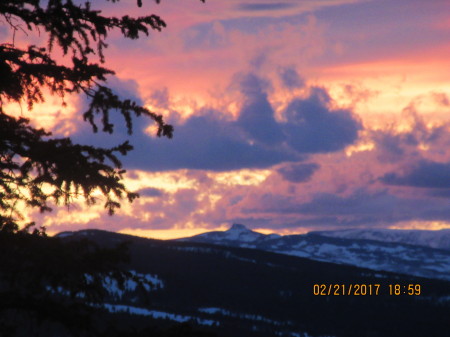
[
  {"left": 246, "top": 188, "right": 450, "bottom": 227},
  {"left": 126, "top": 113, "right": 297, "bottom": 171},
  {"left": 72, "top": 76, "right": 296, "bottom": 171},
  {"left": 235, "top": 76, "right": 361, "bottom": 154},
  {"left": 380, "top": 160, "right": 450, "bottom": 189},
  {"left": 282, "top": 87, "right": 361, "bottom": 153},
  {"left": 234, "top": 72, "right": 271, "bottom": 96},
  {"left": 73, "top": 73, "right": 361, "bottom": 172},
  {"left": 429, "top": 189, "right": 450, "bottom": 199},
  {"left": 249, "top": 52, "right": 268, "bottom": 70},
  {"left": 295, "top": 190, "right": 397, "bottom": 216},
  {"left": 236, "top": 3, "right": 296, "bottom": 12},
  {"left": 276, "top": 215, "right": 384, "bottom": 228},
  {"left": 181, "top": 21, "right": 229, "bottom": 51},
  {"left": 278, "top": 66, "right": 304, "bottom": 89},
  {"left": 138, "top": 187, "right": 164, "bottom": 197},
  {"left": 235, "top": 73, "right": 285, "bottom": 145},
  {"left": 371, "top": 131, "right": 407, "bottom": 162},
  {"left": 277, "top": 162, "right": 319, "bottom": 183},
  {"left": 371, "top": 108, "right": 449, "bottom": 163},
  {"left": 74, "top": 113, "right": 298, "bottom": 172}
]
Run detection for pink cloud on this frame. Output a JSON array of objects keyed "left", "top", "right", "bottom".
[{"left": 12, "top": 0, "right": 450, "bottom": 235}]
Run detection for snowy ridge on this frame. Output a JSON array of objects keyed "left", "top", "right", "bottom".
[
  {"left": 56, "top": 230, "right": 97, "bottom": 238},
  {"left": 182, "top": 224, "right": 450, "bottom": 281},
  {"left": 313, "top": 228, "right": 450, "bottom": 251},
  {"left": 181, "top": 223, "right": 279, "bottom": 243}
]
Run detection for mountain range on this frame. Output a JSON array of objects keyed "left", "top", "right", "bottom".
[
  {"left": 180, "top": 224, "right": 450, "bottom": 281},
  {"left": 54, "top": 229, "right": 450, "bottom": 337},
  {"left": 312, "top": 227, "right": 450, "bottom": 250}
]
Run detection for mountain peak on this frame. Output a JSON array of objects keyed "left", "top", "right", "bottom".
[{"left": 228, "top": 223, "right": 250, "bottom": 232}]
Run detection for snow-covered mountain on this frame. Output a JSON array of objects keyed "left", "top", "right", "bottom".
[
  {"left": 180, "top": 224, "right": 450, "bottom": 281},
  {"left": 311, "top": 228, "right": 450, "bottom": 251},
  {"left": 189, "top": 223, "right": 280, "bottom": 243}
]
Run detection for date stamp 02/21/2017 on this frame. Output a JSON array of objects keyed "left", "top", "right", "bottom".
[{"left": 313, "top": 283, "right": 422, "bottom": 296}]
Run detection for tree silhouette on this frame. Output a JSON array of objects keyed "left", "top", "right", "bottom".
[
  {"left": 0, "top": 1, "right": 210, "bottom": 336},
  {"left": 0, "top": 0, "right": 201, "bottom": 232},
  {"left": 0, "top": 229, "right": 131, "bottom": 336}
]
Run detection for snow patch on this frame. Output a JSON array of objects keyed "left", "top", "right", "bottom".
[
  {"left": 102, "top": 304, "right": 218, "bottom": 326},
  {"left": 100, "top": 271, "right": 164, "bottom": 299},
  {"left": 198, "top": 307, "right": 291, "bottom": 326},
  {"left": 47, "top": 271, "right": 164, "bottom": 300}
]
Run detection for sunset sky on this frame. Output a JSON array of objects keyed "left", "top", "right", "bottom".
[{"left": 5, "top": 0, "right": 450, "bottom": 238}]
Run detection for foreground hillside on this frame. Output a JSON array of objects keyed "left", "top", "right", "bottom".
[{"left": 51, "top": 229, "right": 450, "bottom": 337}]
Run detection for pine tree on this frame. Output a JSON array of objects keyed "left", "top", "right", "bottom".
[
  {"left": 0, "top": 0, "right": 187, "bottom": 232},
  {"left": 0, "top": 1, "right": 204, "bottom": 336}
]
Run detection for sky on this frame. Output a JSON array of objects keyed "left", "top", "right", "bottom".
[{"left": 5, "top": 0, "right": 450, "bottom": 238}]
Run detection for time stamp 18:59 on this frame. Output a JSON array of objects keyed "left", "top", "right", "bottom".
[{"left": 313, "top": 284, "right": 421, "bottom": 296}]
